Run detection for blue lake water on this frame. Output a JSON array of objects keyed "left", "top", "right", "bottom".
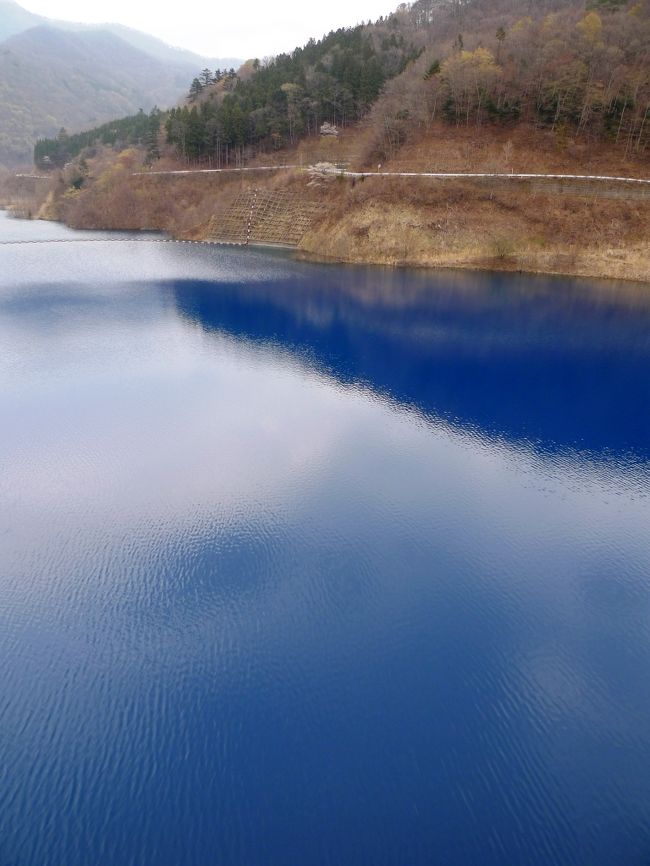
[{"left": 1, "top": 211, "right": 650, "bottom": 866}]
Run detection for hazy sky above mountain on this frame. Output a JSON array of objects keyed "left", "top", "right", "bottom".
[{"left": 19, "top": 0, "right": 398, "bottom": 59}]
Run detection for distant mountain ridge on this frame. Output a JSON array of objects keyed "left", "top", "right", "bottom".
[
  {"left": 0, "top": 0, "right": 36, "bottom": 39},
  {"left": 0, "top": 0, "right": 241, "bottom": 166},
  {"left": 0, "top": 1, "right": 240, "bottom": 69}
]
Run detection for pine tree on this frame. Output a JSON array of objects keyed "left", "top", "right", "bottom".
[
  {"left": 145, "top": 108, "right": 161, "bottom": 164},
  {"left": 188, "top": 78, "right": 203, "bottom": 102}
]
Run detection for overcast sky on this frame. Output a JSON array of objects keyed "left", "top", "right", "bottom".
[{"left": 19, "top": 0, "right": 399, "bottom": 60}]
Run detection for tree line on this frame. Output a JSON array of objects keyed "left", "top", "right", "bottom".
[
  {"left": 34, "top": 109, "right": 162, "bottom": 169},
  {"left": 164, "top": 26, "right": 421, "bottom": 163}
]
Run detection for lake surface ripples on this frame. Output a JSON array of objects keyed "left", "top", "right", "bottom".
[{"left": 1, "top": 213, "right": 650, "bottom": 866}]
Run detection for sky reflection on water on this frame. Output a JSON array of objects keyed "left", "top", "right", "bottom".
[{"left": 1, "top": 214, "right": 650, "bottom": 866}]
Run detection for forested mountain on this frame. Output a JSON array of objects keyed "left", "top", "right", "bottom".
[
  {"left": 0, "top": 0, "right": 240, "bottom": 167},
  {"left": 365, "top": 0, "right": 650, "bottom": 159},
  {"left": 33, "top": 0, "right": 650, "bottom": 170},
  {"left": 162, "top": 0, "right": 650, "bottom": 164},
  {"left": 164, "top": 29, "right": 422, "bottom": 162},
  {"left": 0, "top": 26, "right": 190, "bottom": 166},
  {"left": 34, "top": 110, "right": 161, "bottom": 170}
]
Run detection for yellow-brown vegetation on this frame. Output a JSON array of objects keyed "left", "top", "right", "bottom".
[{"left": 298, "top": 177, "right": 650, "bottom": 283}]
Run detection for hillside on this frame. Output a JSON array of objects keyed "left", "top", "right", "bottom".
[
  {"left": 0, "top": 0, "right": 38, "bottom": 40},
  {"left": 0, "top": 0, "right": 241, "bottom": 167},
  {"left": 29, "top": 0, "right": 650, "bottom": 171},
  {"left": 0, "top": 26, "right": 194, "bottom": 166},
  {"left": 154, "top": 0, "right": 650, "bottom": 167}
]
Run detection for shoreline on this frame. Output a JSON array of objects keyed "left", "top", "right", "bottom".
[
  {"left": 294, "top": 244, "right": 650, "bottom": 290},
  {"left": 5, "top": 210, "right": 650, "bottom": 286},
  {"left": 292, "top": 246, "right": 650, "bottom": 287}
]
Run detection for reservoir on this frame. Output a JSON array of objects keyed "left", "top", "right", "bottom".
[{"left": 1, "top": 211, "right": 650, "bottom": 865}]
